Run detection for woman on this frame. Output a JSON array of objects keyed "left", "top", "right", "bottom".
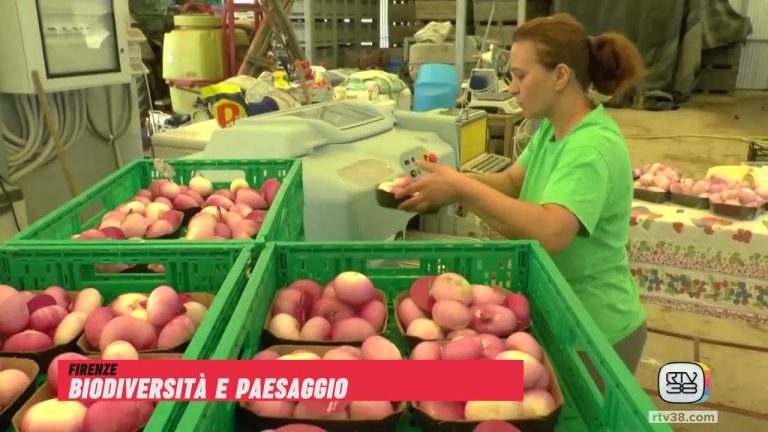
[{"left": 396, "top": 13, "right": 648, "bottom": 375}]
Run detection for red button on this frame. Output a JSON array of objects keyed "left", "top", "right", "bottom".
[{"left": 428, "top": 153, "right": 438, "bottom": 163}]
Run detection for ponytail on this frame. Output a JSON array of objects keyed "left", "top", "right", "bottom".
[{"left": 588, "top": 32, "right": 647, "bottom": 97}]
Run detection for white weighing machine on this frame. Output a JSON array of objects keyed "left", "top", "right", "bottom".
[{"left": 187, "top": 101, "right": 461, "bottom": 241}]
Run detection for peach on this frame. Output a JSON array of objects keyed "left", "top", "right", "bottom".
[
  {"left": 111, "top": 293, "right": 148, "bottom": 316},
  {"left": 470, "top": 304, "right": 517, "bottom": 336},
  {"left": 229, "top": 178, "right": 250, "bottom": 193},
  {"left": 230, "top": 203, "right": 254, "bottom": 218},
  {"left": 43, "top": 286, "right": 70, "bottom": 310},
  {"left": 293, "top": 401, "right": 349, "bottom": 420},
  {"left": 145, "top": 201, "right": 171, "bottom": 220},
  {"left": 447, "top": 329, "right": 478, "bottom": 338},
  {"left": 332, "top": 317, "right": 377, "bottom": 341},
  {"left": 260, "top": 178, "right": 281, "bottom": 205},
  {"left": 348, "top": 401, "right": 394, "bottom": 419},
  {"left": 411, "top": 341, "right": 442, "bottom": 360},
  {"left": 53, "top": 312, "right": 87, "bottom": 345},
  {"left": 173, "top": 194, "right": 198, "bottom": 210},
  {"left": 443, "top": 336, "right": 484, "bottom": 360},
  {"left": 332, "top": 272, "right": 377, "bottom": 307},
  {"left": 84, "top": 307, "right": 116, "bottom": 348},
  {"left": 252, "top": 349, "right": 280, "bottom": 360},
  {"left": 361, "top": 335, "right": 402, "bottom": 360},
  {"left": 130, "top": 308, "right": 149, "bottom": 321},
  {"left": 431, "top": 272, "right": 472, "bottom": 305},
  {"left": 396, "top": 297, "right": 427, "bottom": 329},
  {"left": 505, "top": 332, "right": 543, "bottom": 362},
  {"left": 19, "top": 399, "right": 87, "bottom": 432},
  {"left": 464, "top": 400, "right": 524, "bottom": 421},
  {"left": 145, "top": 219, "right": 175, "bottom": 238},
  {"left": 3, "top": 330, "right": 53, "bottom": 352},
  {"left": 27, "top": 294, "right": 57, "bottom": 313},
  {"left": 432, "top": 300, "right": 472, "bottom": 330},
  {"left": 471, "top": 284, "right": 506, "bottom": 305},
  {"left": 82, "top": 400, "right": 155, "bottom": 432},
  {"left": 310, "top": 297, "right": 355, "bottom": 324},
  {"left": 204, "top": 194, "right": 234, "bottom": 210},
  {"left": 103, "top": 340, "right": 140, "bottom": 360},
  {"left": 0, "top": 292, "right": 30, "bottom": 334},
  {"left": 268, "top": 313, "right": 301, "bottom": 340},
  {"left": 473, "top": 421, "right": 522, "bottom": 432},
  {"left": 189, "top": 176, "right": 213, "bottom": 197},
  {"left": 286, "top": 279, "right": 323, "bottom": 304},
  {"left": 99, "top": 316, "right": 158, "bottom": 351},
  {"left": 160, "top": 182, "right": 181, "bottom": 200},
  {"left": 322, "top": 348, "right": 359, "bottom": 360},
  {"left": 183, "top": 302, "right": 208, "bottom": 326},
  {"left": 299, "top": 317, "right": 332, "bottom": 341},
  {"left": 48, "top": 352, "right": 89, "bottom": 395},
  {"left": 244, "top": 400, "right": 296, "bottom": 417},
  {"left": 275, "top": 424, "right": 327, "bottom": 432},
  {"left": 148, "top": 179, "right": 171, "bottom": 197},
  {"left": 72, "top": 288, "right": 103, "bottom": 315},
  {"left": 212, "top": 189, "right": 233, "bottom": 200},
  {"left": 122, "top": 200, "right": 147, "bottom": 215},
  {"left": 358, "top": 300, "right": 387, "bottom": 331},
  {"left": 147, "top": 285, "right": 184, "bottom": 327},
  {"left": 418, "top": 401, "right": 464, "bottom": 420},
  {"left": 504, "top": 293, "right": 530, "bottom": 330},
  {"left": 477, "top": 333, "right": 506, "bottom": 359},
  {"left": 495, "top": 350, "right": 546, "bottom": 389},
  {"left": 522, "top": 389, "right": 557, "bottom": 418},
  {"left": 236, "top": 188, "right": 267, "bottom": 209},
  {"left": 0, "top": 284, "right": 17, "bottom": 302},
  {"left": 406, "top": 319, "right": 444, "bottom": 340},
  {"left": 0, "top": 368, "right": 31, "bottom": 407},
  {"left": 30, "top": 305, "right": 68, "bottom": 335},
  {"left": 157, "top": 315, "right": 197, "bottom": 350}
]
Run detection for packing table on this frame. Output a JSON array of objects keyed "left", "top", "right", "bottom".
[{"left": 628, "top": 200, "right": 768, "bottom": 325}]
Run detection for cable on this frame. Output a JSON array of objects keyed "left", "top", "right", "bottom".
[{"left": 0, "top": 175, "right": 21, "bottom": 232}]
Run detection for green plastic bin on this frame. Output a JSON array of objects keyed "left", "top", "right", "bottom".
[
  {"left": 174, "top": 241, "right": 671, "bottom": 432},
  {"left": 0, "top": 242, "right": 260, "bottom": 432},
  {"left": 5, "top": 158, "right": 304, "bottom": 248}
]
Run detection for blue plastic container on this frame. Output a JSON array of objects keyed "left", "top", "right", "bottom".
[{"left": 413, "top": 63, "right": 459, "bottom": 112}]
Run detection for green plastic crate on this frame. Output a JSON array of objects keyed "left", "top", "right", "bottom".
[
  {"left": 175, "top": 241, "right": 672, "bottom": 432},
  {"left": 5, "top": 158, "right": 304, "bottom": 248},
  {"left": 0, "top": 242, "right": 260, "bottom": 432}
]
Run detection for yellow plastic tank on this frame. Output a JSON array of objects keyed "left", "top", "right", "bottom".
[{"left": 163, "top": 14, "right": 224, "bottom": 82}]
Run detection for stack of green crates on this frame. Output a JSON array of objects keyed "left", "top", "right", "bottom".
[
  {"left": 3, "top": 158, "right": 304, "bottom": 249},
  {"left": 162, "top": 241, "right": 672, "bottom": 432},
  {"left": 0, "top": 242, "right": 258, "bottom": 432}
]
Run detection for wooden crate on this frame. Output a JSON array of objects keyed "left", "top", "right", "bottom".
[
  {"left": 474, "top": 0, "right": 551, "bottom": 23},
  {"left": 415, "top": 0, "right": 460, "bottom": 21},
  {"left": 389, "top": 0, "right": 417, "bottom": 21},
  {"left": 389, "top": 23, "right": 420, "bottom": 43},
  {"left": 701, "top": 42, "right": 744, "bottom": 67},
  {"left": 694, "top": 67, "right": 738, "bottom": 95}
]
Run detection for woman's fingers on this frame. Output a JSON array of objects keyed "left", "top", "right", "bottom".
[{"left": 398, "top": 193, "right": 423, "bottom": 211}]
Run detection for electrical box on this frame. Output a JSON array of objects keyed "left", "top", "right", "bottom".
[{"left": 0, "top": 0, "right": 131, "bottom": 94}]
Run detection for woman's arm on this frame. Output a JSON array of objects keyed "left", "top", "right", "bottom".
[
  {"left": 454, "top": 178, "right": 581, "bottom": 254},
  {"left": 464, "top": 163, "right": 526, "bottom": 198}
]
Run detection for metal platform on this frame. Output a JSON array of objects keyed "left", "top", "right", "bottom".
[{"left": 461, "top": 152, "right": 512, "bottom": 174}]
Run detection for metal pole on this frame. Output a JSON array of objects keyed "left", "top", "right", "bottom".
[
  {"left": 517, "top": 0, "right": 527, "bottom": 25},
  {"left": 455, "top": 0, "right": 467, "bottom": 82}
]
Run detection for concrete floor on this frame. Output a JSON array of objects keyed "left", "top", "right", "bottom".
[{"left": 609, "top": 91, "right": 768, "bottom": 431}]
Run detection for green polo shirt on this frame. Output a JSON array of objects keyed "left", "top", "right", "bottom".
[{"left": 517, "top": 104, "right": 646, "bottom": 345}]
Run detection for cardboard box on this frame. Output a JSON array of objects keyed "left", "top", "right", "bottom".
[
  {"left": 0, "top": 357, "right": 39, "bottom": 430},
  {"left": 409, "top": 352, "right": 564, "bottom": 431},
  {"left": 76, "top": 292, "right": 215, "bottom": 354},
  {"left": 394, "top": 290, "right": 530, "bottom": 350},
  {"left": 11, "top": 353, "right": 181, "bottom": 431},
  {"left": 237, "top": 344, "right": 406, "bottom": 431},
  {"left": 262, "top": 290, "right": 389, "bottom": 348},
  {"left": 1, "top": 291, "right": 84, "bottom": 370}
]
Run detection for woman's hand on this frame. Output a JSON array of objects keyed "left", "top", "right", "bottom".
[{"left": 395, "top": 161, "right": 465, "bottom": 213}]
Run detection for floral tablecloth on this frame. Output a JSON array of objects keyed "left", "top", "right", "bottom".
[{"left": 629, "top": 201, "right": 768, "bottom": 325}]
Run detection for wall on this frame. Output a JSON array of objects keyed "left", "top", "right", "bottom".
[
  {"left": 0, "top": 81, "right": 144, "bottom": 236},
  {"left": 735, "top": 0, "right": 768, "bottom": 89}
]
